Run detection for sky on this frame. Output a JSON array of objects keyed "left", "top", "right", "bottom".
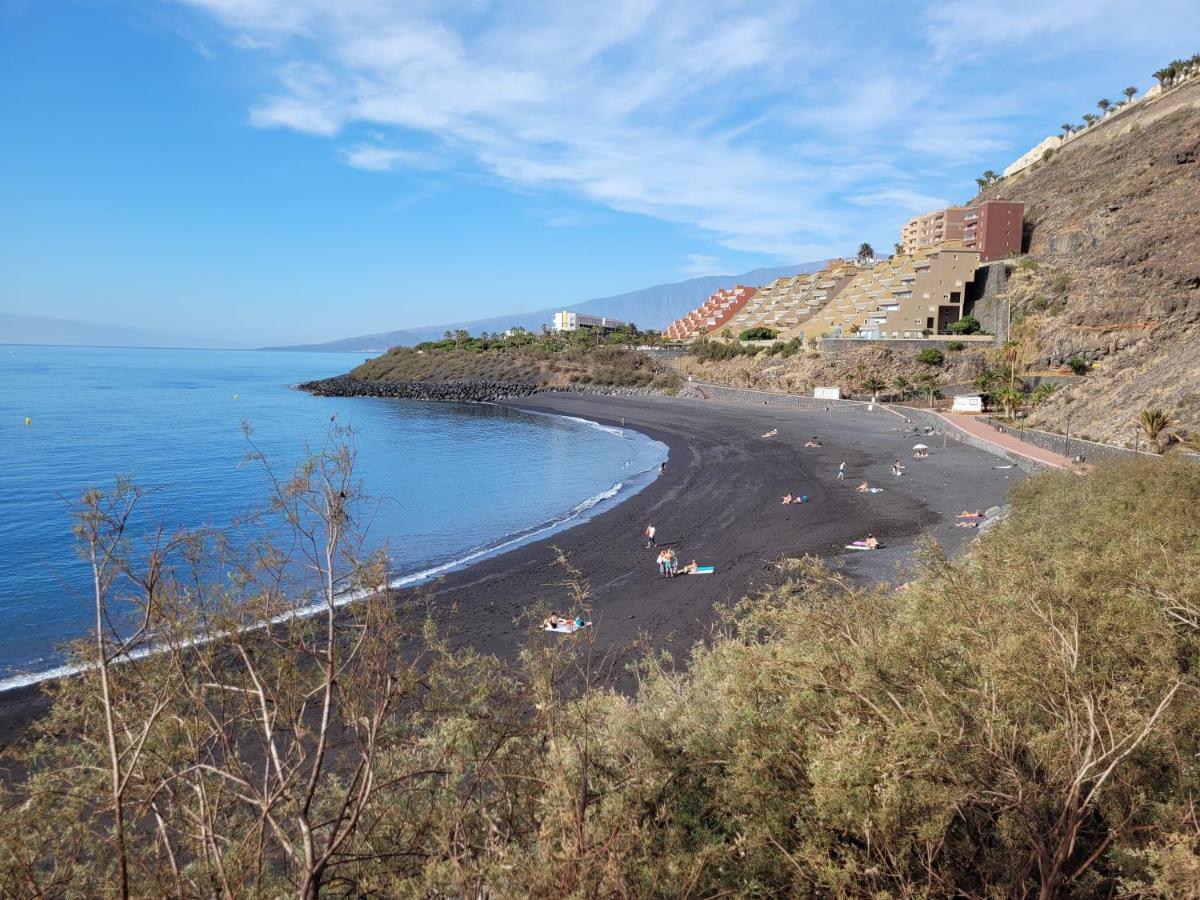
[{"left": 1, "top": 0, "right": 1197, "bottom": 347}]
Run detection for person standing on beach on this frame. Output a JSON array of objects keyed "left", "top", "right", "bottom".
[
  {"left": 645, "top": 524, "right": 657, "bottom": 548},
  {"left": 837, "top": 461, "right": 846, "bottom": 480}
]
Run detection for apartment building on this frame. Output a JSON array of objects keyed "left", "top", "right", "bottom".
[
  {"left": 902, "top": 201, "right": 1023, "bottom": 262},
  {"left": 796, "top": 244, "right": 980, "bottom": 340},
  {"left": 961, "top": 200, "right": 1023, "bottom": 262},
  {"left": 901, "top": 207, "right": 966, "bottom": 254},
  {"left": 722, "top": 262, "right": 857, "bottom": 335},
  {"left": 551, "top": 311, "right": 627, "bottom": 333},
  {"left": 664, "top": 285, "right": 755, "bottom": 340}
]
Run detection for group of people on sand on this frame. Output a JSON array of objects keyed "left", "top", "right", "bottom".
[
  {"left": 542, "top": 614, "right": 586, "bottom": 631},
  {"left": 781, "top": 493, "right": 809, "bottom": 505},
  {"left": 656, "top": 548, "right": 699, "bottom": 578}
]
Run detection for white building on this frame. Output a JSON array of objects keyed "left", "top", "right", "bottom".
[{"left": 551, "top": 310, "right": 627, "bottom": 333}]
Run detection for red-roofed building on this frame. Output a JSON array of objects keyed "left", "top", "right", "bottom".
[{"left": 665, "top": 285, "right": 757, "bottom": 341}]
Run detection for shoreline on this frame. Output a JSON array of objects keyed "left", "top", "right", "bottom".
[{"left": 0, "top": 391, "right": 1025, "bottom": 744}]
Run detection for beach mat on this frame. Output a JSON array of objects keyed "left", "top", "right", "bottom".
[
  {"left": 544, "top": 621, "right": 591, "bottom": 634},
  {"left": 693, "top": 565, "right": 715, "bottom": 574},
  {"left": 845, "top": 543, "right": 878, "bottom": 551}
]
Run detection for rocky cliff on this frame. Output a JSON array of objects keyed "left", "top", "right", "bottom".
[{"left": 971, "top": 77, "right": 1200, "bottom": 443}]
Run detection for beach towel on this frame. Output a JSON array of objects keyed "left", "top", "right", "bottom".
[
  {"left": 845, "top": 544, "right": 874, "bottom": 551},
  {"left": 956, "top": 513, "right": 983, "bottom": 519},
  {"left": 693, "top": 565, "right": 715, "bottom": 574},
  {"left": 544, "top": 621, "right": 591, "bottom": 634}
]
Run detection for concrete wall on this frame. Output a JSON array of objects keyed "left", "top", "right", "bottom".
[
  {"left": 964, "top": 261, "right": 1010, "bottom": 342},
  {"left": 973, "top": 417, "right": 1200, "bottom": 464}
]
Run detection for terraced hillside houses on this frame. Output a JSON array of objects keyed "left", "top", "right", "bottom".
[
  {"left": 795, "top": 244, "right": 980, "bottom": 340},
  {"left": 663, "top": 285, "right": 756, "bottom": 340},
  {"left": 719, "top": 263, "right": 858, "bottom": 335}
]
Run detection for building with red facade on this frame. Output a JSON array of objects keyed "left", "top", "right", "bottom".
[
  {"left": 901, "top": 200, "right": 1023, "bottom": 262},
  {"left": 664, "top": 285, "right": 757, "bottom": 340}
]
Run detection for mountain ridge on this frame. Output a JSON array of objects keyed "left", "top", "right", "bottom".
[{"left": 266, "top": 262, "right": 825, "bottom": 352}]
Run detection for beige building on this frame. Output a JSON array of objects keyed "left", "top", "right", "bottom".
[
  {"left": 901, "top": 207, "right": 966, "bottom": 254},
  {"left": 794, "top": 244, "right": 980, "bottom": 340},
  {"left": 721, "top": 262, "right": 857, "bottom": 334}
]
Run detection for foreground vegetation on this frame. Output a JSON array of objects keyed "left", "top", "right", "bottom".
[
  {"left": 2, "top": 447, "right": 1198, "bottom": 897},
  {"left": 350, "top": 325, "right": 680, "bottom": 392}
]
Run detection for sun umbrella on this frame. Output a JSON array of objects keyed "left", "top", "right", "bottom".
[{"left": 912, "top": 443, "right": 929, "bottom": 450}]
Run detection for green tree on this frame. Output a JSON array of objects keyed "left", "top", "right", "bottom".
[
  {"left": 1123, "top": 86, "right": 1138, "bottom": 102},
  {"left": 1097, "top": 98, "right": 1111, "bottom": 114},
  {"left": 891, "top": 374, "right": 911, "bottom": 400},
  {"left": 1060, "top": 122, "right": 1074, "bottom": 136},
  {"left": 916, "top": 371, "right": 939, "bottom": 407},
  {"left": 739, "top": 326, "right": 778, "bottom": 341},
  {"left": 994, "top": 386, "right": 1024, "bottom": 419},
  {"left": 917, "top": 347, "right": 944, "bottom": 366},
  {"left": 857, "top": 243, "right": 875, "bottom": 264},
  {"left": 947, "top": 315, "right": 981, "bottom": 335}
]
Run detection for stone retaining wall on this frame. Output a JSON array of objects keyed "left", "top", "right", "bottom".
[
  {"left": 819, "top": 337, "right": 995, "bottom": 356},
  {"left": 975, "top": 417, "right": 1200, "bottom": 464}
]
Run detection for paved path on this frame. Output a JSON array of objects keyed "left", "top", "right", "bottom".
[{"left": 932, "top": 412, "right": 1074, "bottom": 470}]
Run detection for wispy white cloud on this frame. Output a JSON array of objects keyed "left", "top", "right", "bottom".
[
  {"left": 341, "top": 143, "right": 441, "bottom": 172},
  {"left": 175, "top": 0, "right": 1200, "bottom": 259}
]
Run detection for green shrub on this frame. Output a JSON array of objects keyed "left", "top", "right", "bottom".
[
  {"left": 917, "top": 347, "right": 944, "bottom": 366},
  {"left": 739, "top": 326, "right": 778, "bottom": 341},
  {"left": 1067, "top": 356, "right": 1089, "bottom": 375},
  {"left": 1042, "top": 147, "right": 1055, "bottom": 161},
  {"left": 946, "top": 341, "right": 965, "bottom": 351},
  {"left": 947, "top": 315, "right": 981, "bottom": 335},
  {"left": 1051, "top": 273, "right": 1071, "bottom": 294},
  {"left": 1019, "top": 258, "right": 1040, "bottom": 272}
]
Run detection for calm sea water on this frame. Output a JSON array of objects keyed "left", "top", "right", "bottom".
[{"left": 0, "top": 345, "right": 665, "bottom": 684}]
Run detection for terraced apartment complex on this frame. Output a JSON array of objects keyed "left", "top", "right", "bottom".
[
  {"left": 665, "top": 243, "right": 984, "bottom": 343},
  {"left": 794, "top": 243, "right": 980, "bottom": 340},
  {"left": 663, "top": 285, "right": 756, "bottom": 340}
]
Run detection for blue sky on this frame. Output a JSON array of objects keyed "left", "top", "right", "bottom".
[{"left": 1, "top": 0, "right": 1197, "bottom": 346}]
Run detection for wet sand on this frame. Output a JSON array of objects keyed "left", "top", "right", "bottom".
[{"left": 0, "top": 392, "right": 1024, "bottom": 743}]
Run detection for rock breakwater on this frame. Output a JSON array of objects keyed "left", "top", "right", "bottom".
[{"left": 299, "top": 375, "right": 666, "bottom": 403}]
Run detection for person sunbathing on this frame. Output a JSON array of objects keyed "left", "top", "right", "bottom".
[
  {"left": 782, "top": 493, "right": 794, "bottom": 504},
  {"left": 856, "top": 481, "right": 870, "bottom": 492},
  {"left": 956, "top": 510, "right": 984, "bottom": 518},
  {"left": 761, "top": 428, "right": 778, "bottom": 438},
  {"left": 681, "top": 559, "right": 698, "bottom": 575},
  {"left": 865, "top": 534, "right": 879, "bottom": 549},
  {"left": 803, "top": 440, "right": 821, "bottom": 448},
  {"left": 955, "top": 521, "right": 979, "bottom": 528},
  {"left": 543, "top": 615, "right": 567, "bottom": 629}
]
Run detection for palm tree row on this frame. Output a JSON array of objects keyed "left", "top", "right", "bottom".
[
  {"left": 974, "top": 169, "right": 1000, "bottom": 191},
  {"left": 1152, "top": 53, "right": 1200, "bottom": 89}
]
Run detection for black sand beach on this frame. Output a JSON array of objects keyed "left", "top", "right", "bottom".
[{"left": 0, "top": 392, "right": 1024, "bottom": 743}]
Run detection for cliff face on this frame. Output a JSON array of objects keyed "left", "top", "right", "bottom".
[{"left": 972, "top": 79, "right": 1200, "bottom": 442}]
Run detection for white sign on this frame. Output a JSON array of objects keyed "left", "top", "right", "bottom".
[
  {"left": 813, "top": 386, "right": 841, "bottom": 400},
  {"left": 952, "top": 395, "right": 984, "bottom": 413}
]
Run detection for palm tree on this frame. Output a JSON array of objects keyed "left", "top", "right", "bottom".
[
  {"left": 995, "top": 386, "right": 1024, "bottom": 420},
  {"left": 857, "top": 243, "right": 875, "bottom": 264},
  {"left": 1123, "top": 86, "right": 1138, "bottom": 102},
  {"left": 975, "top": 177, "right": 989, "bottom": 190},
  {"left": 1175, "top": 432, "right": 1200, "bottom": 454},
  {"left": 1153, "top": 67, "right": 1173, "bottom": 88},
  {"left": 891, "top": 374, "right": 910, "bottom": 401},
  {"left": 1082, "top": 113, "right": 1097, "bottom": 126},
  {"left": 1138, "top": 408, "right": 1173, "bottom": 452},
  {"left": 894, "top": 242, "right": 904, "bottom": 256},
  {"left": 916, "top": 372, "right": 939, "bottom": 408},
  {"left": 982, "top": 170, "right": 999, "bottom": 184},
  {"left": 862, "top": 376, "right": 885, "bottom": 403},
  {"left": 1097, "top": 98, "right": 1111, "bottom": 114},
  {"left": 1060, "top": 122, "right": 1074, "bottom": 136}
]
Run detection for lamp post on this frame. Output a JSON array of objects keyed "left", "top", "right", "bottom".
[
  {"left": 1064, "top": 411, "right": 1073, "bottom": 461},
  {"left": 1133, "top": 429, "right": 1140, "bottom": 457}
]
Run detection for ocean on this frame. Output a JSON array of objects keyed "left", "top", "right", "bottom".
[{"left": 0, "top": 345, "right": 665, "bottom": 685}]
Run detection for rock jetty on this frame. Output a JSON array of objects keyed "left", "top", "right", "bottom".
[{"left": 299, "top": 375, "right": 662, "bottom": 403}]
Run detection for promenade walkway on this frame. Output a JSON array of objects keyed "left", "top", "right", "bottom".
[{"left": 930, "top": 412, "right": 1075, "bottom": 470}]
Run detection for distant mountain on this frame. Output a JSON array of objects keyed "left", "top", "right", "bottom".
[
  {"left": 270, "top": 262, "right": 825, "bottom": 352},
  {"left": 0, "top": 312, "right": 201, "bottom": 348},
  {"left": 267, "top": 329, "right": 420, "bottom": 353}
]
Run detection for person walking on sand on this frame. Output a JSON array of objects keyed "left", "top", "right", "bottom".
[
  {"left": 645, "top": 524, "right": 657, "bottom": 548},
  {"left": 837, "top": 461, "right": 846, "bottom": 480}
]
